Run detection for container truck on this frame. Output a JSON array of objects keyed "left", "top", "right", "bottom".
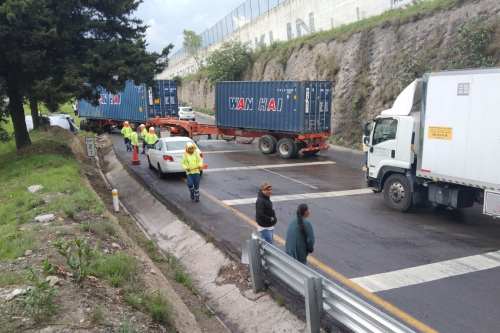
[
  {"left": 77, "top": 80, "right": 178, "bottom": 132},
  {"left": 365, "top": 68, "right": 500, "bottom": 217},
  {"left": 150, "top": 80, "right": 333, "bottom": 159}
]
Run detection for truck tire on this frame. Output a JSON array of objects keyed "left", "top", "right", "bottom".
[
  {"left": 259, "top": 135, "right": 277, "bottom": 154},
  {"left": 383, "top": 174, "right": 412, "bottom": 212},
  {"left": 277, "top": 138, "right": 298, "bottom": 159}
]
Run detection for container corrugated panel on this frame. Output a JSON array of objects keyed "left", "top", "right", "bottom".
[
  {"left": 215, "top": 81, "right": 332, "bottom": 133},
  {"left": 78, "top": 81, "right": 149, "bottom": 122},
  {"left": 148, "top": 80, "right": 178, "bottom": 117}
]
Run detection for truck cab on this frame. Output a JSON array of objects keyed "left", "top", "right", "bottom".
[{"left": 366, "top": 80, "right": 423, "bottom": 211}]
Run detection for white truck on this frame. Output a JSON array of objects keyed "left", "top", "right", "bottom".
[{"left": 365, "top": 68, "right": 500, "bottom": 217}]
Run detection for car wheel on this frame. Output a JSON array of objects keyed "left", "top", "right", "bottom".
[
  {"left": 277, "top": 138, "right": 298, "bottom": 159},
  {"left": 259, "top": 135, "right": 277, "bottom": 154},
  {"left": 157, "top": 163, "right": 165, "bottom": 179},
  {"left": 383, "top": 174, "right": 413, "bottom": 212},
  {"left": 147, "top": 157, "right": 154, "bottom": 170}
]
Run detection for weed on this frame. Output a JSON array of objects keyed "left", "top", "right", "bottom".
[
  {"left": 42, "top": 258, "right": 56, "bottom": 275},
  {"left": 22, "top": 269, "right": 58, "bottom": 323},
  {"left": 275, "top": 294, "right": 285, "bottom": 307},
  {"left": 90, "top": 305, "right": 105, "bottom": 325},
  {"left": 144, "top": 291, "right": 173, "bottom": 326},
  {"left": 174, "top": 269, "right": 193, "bottom": 290},
  {"left": 90, "top": 252, "right": 137, "bottom": 288},
  {"left": 0, "top": 271, "right": 26, "bottom": 287},
  {"left": 81, "top": 220, "right": 117, "bottom": 239},
  {"left": 0, "top": 225, "right": 36, "bottom": 260},
  {"left": 118, "top": 320, "right": 139, "bottom": 333},
  {"left": 54, "top": 238, "right": 94, "bottom": 283}
]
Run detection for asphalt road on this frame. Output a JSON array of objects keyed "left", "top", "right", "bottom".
[{"left": 112, "top": 131, "right": 500, "bottom": 333}]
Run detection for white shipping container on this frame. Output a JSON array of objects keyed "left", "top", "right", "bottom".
[{"left": 418, "top": 69, "right": 500, "bottom": 191}]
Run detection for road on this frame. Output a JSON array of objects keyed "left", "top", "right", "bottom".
[{"left": 112, "top": 125, "right": 500, "bottom": 333}]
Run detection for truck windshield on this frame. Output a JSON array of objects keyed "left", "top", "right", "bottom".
[{"left": 373, "top": 118, "right": 397, "bottom": 145}]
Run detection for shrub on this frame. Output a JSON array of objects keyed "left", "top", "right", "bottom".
[
  {"left": 54, "top": 238, "right": 94, "bottom": 283},
  {"left": 90, "top": 253, "right": 137, "bottom": 287},
  {"left": 205, "top": 42, "right": 252, "bottom": 83},
  {"left": 23, "top": 269, "right": 58, "bottom": 323}
]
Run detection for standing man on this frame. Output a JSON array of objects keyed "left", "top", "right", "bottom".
[
  {"left": 121, "top": 121, "right": 133, "bottom": 152},
  {"left": 256, "top": 182, "right": 277, "bottom": 244},
  {"left": 181, "top": 142, "right": 204, "bottom": 202},
  {"left": 139, "top": 124, "right": 148, "bottom": 154}
]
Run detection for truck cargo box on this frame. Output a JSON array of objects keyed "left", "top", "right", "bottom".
[
  {"left": 418, "top": 69, "right": 500, "bottom": 191},
  {"left": 215, "top": 81, "right": 332, "bottom": 134},
  {"left": 78, "top": 80, "right": 178, "bottom": 122}
]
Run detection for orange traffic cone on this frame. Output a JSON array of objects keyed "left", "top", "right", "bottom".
[{"left": 132, "top": 146, "right": 140, "bottom": 165}]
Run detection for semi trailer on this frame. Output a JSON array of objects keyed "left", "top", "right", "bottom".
[
  {"left": 365, "top": 68, "right": 500, "bottom": 217},
  {"left": 77, "top": 80, "right": 178, "bottom": 132},
  {"left": 151, "top": 80, "right": 333, "bottom": 159}
]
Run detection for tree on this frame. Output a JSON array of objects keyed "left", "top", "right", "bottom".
[
  {"left": 0, "top": 0, "right": 173, "bottom": 150},
  {"left": 183, "top": 30, "right": 202, "bottom": 69},
  {"left": 205, "top": 42, "right": 252, "bottom": 83},
  {"left": 0, "top": 81, "right": 9, "bottom": 142}
]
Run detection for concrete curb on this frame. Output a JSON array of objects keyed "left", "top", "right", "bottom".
[{"left": 101, "top": 142, "right": 306, "bottom": 333}]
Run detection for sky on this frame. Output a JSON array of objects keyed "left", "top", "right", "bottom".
[{"left": 135, "top": 0, "right": 242, "bottom": 54}]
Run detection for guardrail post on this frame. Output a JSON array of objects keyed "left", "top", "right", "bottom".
[
  {"left": 247, "top": 237, "right": 265, "bottom": 292},
  {"left": 305, "top": 277, "right": 322, "bottom": 333}
]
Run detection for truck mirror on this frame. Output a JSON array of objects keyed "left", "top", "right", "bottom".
[{"left": 363, "top": 136, "right": 370, "bottom": 145}]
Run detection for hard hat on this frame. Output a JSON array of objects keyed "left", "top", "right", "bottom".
[
  {"left": 139, "top": 124, "right": 145, "bottom": 128},
  {"left": 149, "top": 127, "right": 155, "bottom": 133},
  {"left": 124, "top": 121, "right": 129, "bottom": 126}
]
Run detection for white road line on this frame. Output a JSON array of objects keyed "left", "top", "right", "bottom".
[
  {"left": 262, "top": 168, "right": 319, "bottom": 190},
  {"left": 352, "top": 250, "right": 500, "bottom": 293},
  {"left": 222, "top": 188, "right": 373, "bottom": 206},
  {"left": 202, "top": 150, "right": 250, "bottom": 154},
  {"left": 204, "top": 161, "right": 335, "bottom": 173}
]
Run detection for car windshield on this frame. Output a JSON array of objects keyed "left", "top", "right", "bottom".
[
  {"left": 165, "top": 140, "right": 191, "bottom": 151},
  {"left": 180, "top": 107, "right": 192, "bottom": 112}
]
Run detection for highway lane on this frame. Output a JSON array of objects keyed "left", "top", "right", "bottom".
[{"left": 112, "top": 134, "right": 500, "bottom": 333}]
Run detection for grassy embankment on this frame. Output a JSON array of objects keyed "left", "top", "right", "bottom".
[{"left": 0, "top": 128, "right": 174, "bottom": 332}]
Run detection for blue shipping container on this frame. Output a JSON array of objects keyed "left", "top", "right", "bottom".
[
  {"left": 215, "top": 81, "right": 332, "bottom": 134},
  {"left": 78, "top": 80, "right": 178, "bottom": 122}
]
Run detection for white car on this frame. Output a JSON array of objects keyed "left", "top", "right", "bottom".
[
  {"left": 147, "top": 137, "right": 203, "bottom": 177},
  {"left": 25, "top": 114, "right": 79, "bottom": 133},
  {"left": 178, "top": 106, "right": 195, "bottom": 121}
]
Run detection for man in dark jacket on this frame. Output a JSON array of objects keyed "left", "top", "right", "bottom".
[{"left": 256, "top": 182, "right": 277, "bottom": 244}]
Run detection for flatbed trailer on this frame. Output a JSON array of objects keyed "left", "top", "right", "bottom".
[{"left": 148, "top": 117, "right": 330, "bottom": 159}]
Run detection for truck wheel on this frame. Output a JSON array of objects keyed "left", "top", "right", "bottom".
[
  {"left": 259, "top": 135, "right": 277, "bottom": 154},
  {"left": 383, "top": 174, "right": 412, "bottom": 212},
  {"left": 277, "top": 138, "right": 298, "bottom": 159}
]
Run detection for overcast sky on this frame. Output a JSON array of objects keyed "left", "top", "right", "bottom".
[{"left": 136, "top": 0, "right": 242, "bottom": 54}]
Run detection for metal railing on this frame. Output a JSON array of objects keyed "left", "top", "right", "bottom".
[{"left": 246, "top": 235, "right": 419, "bottom": 333}]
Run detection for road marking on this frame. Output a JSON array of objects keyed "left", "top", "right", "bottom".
[
  {"left": 202, "top": 150, "right": 250, "bottom": 154},
  {"left": 352, "top": 250, "right": 500, "bottom": 293},
  {"left": 262, "top": 168, "right": 319, "bottom": 190},
  {"left": 222, "top": 188, "right": 373, "bottom": 206},
  {"left": 204, "top": 161, "right": 335, "bottom": 173},
  {"left": 200, "top": 188, "right": 438, "bottom": 333}
]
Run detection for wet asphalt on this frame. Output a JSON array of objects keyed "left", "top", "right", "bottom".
[{"left": 112, "top": 121, "right": 500, "bottom": 333}]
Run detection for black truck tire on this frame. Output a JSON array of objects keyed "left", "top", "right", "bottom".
[
  {"left": 383, "top": 174, "right": 413, "bottom": 212},
  {"left": 277, "top": 138, "right": 298, "bottom": 159},
  {"left": 259, "top": 135, "right": 277, "bottom": 154}
]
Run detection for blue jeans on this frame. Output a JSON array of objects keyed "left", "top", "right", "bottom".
[
  {"left": 187, "top": 173, "right": 201, "bottom": 201},
  {"left": 260, "top": 229, "right": 274, "bottom": 244}
]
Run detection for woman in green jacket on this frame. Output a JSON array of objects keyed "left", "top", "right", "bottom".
[{"left": 285, "top": 204, "right": 315, "bottom": 265}]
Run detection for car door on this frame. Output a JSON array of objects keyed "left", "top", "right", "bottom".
[
  {"left": 150, "top": 140, "right": 163, "bottom": 167},
  {"left": 368, "top": 118, "right": 398, "bottom": 179}
]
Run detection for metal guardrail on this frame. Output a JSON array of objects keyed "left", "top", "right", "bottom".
[{"left": 246, "top": 235, "right": 419, "bottom": 333}]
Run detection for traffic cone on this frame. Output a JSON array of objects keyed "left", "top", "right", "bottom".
[{"left": 132, "top": 146, "right": 140, "bottom": 165}]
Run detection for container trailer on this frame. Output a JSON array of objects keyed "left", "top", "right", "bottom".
[
  {"left": 77, "top": 80, "right": 178, "bottom": 132},
  {"left": 150, "top": 81, "right": 333, "bottom": 159}
]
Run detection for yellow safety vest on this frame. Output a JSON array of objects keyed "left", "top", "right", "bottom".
[
  {"left": 121, "top": 126, "right": 133, "bottom": 139},
  {"left": 145, "top": 133, "right": 158, "bottom": 145},
  {"left": 181, "top": 152, "right": 203, "bottom": 175},
  {"left": 130, "top": 132, "right": 139, "bottom": 146},
  {"left": 140, "top": 128, "right": 148, "bottom": 140}
]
